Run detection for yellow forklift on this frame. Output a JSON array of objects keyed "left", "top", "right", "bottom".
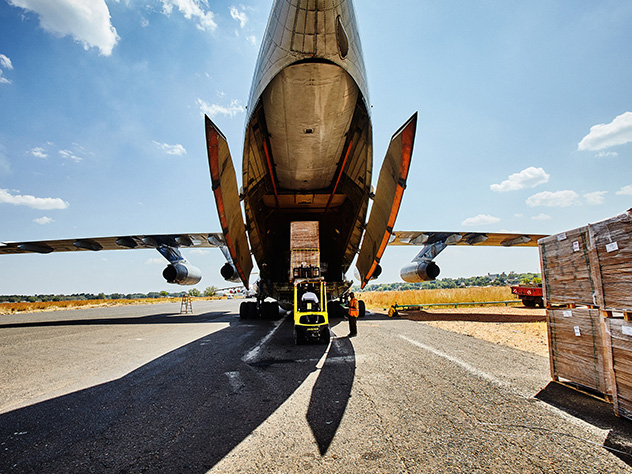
[{"left": 293, "top": 277, "right": 330, "bottom": 344}]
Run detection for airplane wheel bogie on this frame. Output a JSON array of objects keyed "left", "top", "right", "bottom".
[{"left": 240, "top": 301, "right": 249, "bottom": 319}]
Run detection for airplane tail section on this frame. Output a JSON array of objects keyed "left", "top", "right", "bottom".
[
  {"left": 205, "top": 115, "right": 253, "bottom": 288},
  {"left": 356, "top": 113, "right": 418, "bottom": 288}
]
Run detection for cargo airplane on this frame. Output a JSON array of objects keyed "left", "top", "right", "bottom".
[{"left": 0, "top": 0, "right": 546, "bottom": 318}]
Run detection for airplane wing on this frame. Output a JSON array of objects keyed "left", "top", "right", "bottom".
[
  {"left": 389, "top": 231, "right": 548, "bottom": 248},
  {"left": 0, "top": 233, "right": 225, "bottom": 255},
  {"left": 388, "top": 230, "right": 549, "bottom": 283}
]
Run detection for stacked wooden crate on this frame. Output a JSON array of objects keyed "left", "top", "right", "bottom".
[
  {"left": 290, "top": 221, "right": 320, "bottom": 278},
  {"left": 539, "top": 209, "right": 632, "bottom": 417}
]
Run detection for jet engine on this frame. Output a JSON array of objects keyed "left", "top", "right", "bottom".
[
  {"left": 371, "top": 264, "right": 382, "bottom": 280},
  {"left": 220, "top": 262, "right": 242, "bottom": 283},
  {"left": 163, "top": 262, "right": 202, "bottom": 285},
  {"left": 400, "top": 261, "right": 440, "bottom": 283}
]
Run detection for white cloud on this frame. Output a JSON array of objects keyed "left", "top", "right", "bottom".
[
  {"left": 584, "top": 191, "right": 607, "bottom": 205},
  {"left": 30, "top": 147, "right": 48, "bottom": 158},
  {"left": 246, "top": 35, "right": 256, "bottom": 46},
  {"left": 461, "top": 214, "right": 501, "bottom": 226},
  {"left": 0, "top": 188, "right": 69, "bottom": 210},
  {"left": 153, "top": 141, "right": 187, "bottom": 156},
  {"left": 33, "top": 216, "right": 54, "bottom": 225},
  {"left": 29, "top": 142, "right": 89, "bottom": 162},
  {"left": 532, "top": 213, "right": 551, "bottom": 221},
  {"left": 596, "top": 151, "right": 619, "bottom": 158},
  {"left": 0, "top": 53, "right": 13, "bottom": 84},
  {"left": 230, "top": 6, "right": 247, "bottom": 28},
  {"left": 0, "top": 54, "right": 12, "bottom": 70},
  {"left": 59, "top": 149, "right": 82, "bottom": 162},
  {"left": 616, "top": 185, "right": 632, "bottom": 196},
  {"left": 578, "top": 111, "right": 632, "bottom": 151},
  {"left": 7, "top": 0, "right": 119, "bottom": 56},
  {"left": 197, "top": 98, "right": 245, "bottom": 118},
  {"left": 160, "top": 0, "right": 217, "bottom": 31},
  {"left": 145, "top": 257, "right": 165, "bottom": 265},
  {"left": 526, "top": 190, "right": 580, "bottom": 208},
  {"left": 490, "top": 167, "right": 549, "bottom": 192}
]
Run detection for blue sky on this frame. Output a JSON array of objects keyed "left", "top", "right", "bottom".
[{"left": 0, "top": 0, "right": 631, "bottom": 294}]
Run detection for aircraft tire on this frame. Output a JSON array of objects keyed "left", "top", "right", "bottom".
[
  {"left": 269, "top": 301, "right": 279, "bottom": 319},
  {"left": 248, "top": 301, "right": 258, "bottom": 318},
  {"left": 239, "top": 301, "right": 249, "bottom": 319},
  {"left": 328, "top": 301, "right": 342, "bottom": 319},
  {"left": 359, "top": 300, "right": 366, "bottom": 318},
  {"left": 261, "top": 301, "right": 270, "bottom": 319}
]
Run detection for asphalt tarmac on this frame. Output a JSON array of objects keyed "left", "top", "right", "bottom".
[{"left": 2, "top": 299, "right": 632, "bottom": 473}]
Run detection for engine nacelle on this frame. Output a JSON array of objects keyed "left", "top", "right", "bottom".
[
  {"left": 370, "top": 264, "right": 382, "bottom": 280},
  {"left": 163, "top": 263, "right": 202, "bottom": 285},
  {"left": 400, "top": 261, "right": 440, "bottom": 283},
  {"left": 220, "top": 262, "right": 241, "bottom": 283}
]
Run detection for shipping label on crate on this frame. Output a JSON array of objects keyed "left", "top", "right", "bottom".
[
  {"left": 573, "top": 241, "right": 580, "bottom": 252},
  {"left": 606, "top": 242, "right": 619, "bottom": 253},
  {"left": 574, "top": 326, "right": 581, "bottom": 337},
  {"left": 563, "top": 310, "right": 573, "bottom": 318},
  {"left": 622, "top": 325, "right": 632, "bottom": 336}
]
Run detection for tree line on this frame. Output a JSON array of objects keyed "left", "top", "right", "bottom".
[
  {"left": 0, "top": 287, "right": 219, "bottom": 303},
  {"left": 358, "top": 272, "right": 541, "bottom": 292}
]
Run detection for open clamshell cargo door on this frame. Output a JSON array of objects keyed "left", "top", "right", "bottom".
[
  {"left": 356, "top": 113, "right": 418, "bottom": 288},
  {"left": 205, "top": 115, "right": 253, "bottom": 287}
]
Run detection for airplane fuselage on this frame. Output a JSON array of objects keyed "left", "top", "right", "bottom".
[{"left": 242, "top": 0, "right": 373, "bottom": 300}]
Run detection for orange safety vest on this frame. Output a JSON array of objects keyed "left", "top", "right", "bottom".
[{"left": 349, "top": 297, "right": 359, "bottom": 317}]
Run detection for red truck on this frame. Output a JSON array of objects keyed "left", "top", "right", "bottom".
[{"left": 511, "top": 285, "right": 544, "bottom": 307}]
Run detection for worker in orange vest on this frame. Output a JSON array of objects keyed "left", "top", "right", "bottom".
[{"left": 347, "top": 292, "right": 359, "bottom": 337}]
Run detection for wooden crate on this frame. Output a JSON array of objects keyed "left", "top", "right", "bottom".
[
  {"left": 540, "top": 210, "right": 632, "bottom": 417},
  {"left": 290, "top": 221, "right": 320, "bottom": 250},
  {"left": 290, "top": 221, "right": 320, "bottom": 273},
  {"left": 547, "top": 308, "right": 610, "bottom": 395},
  {"left": 605, "top": 318, "right": 632, "bottom": 419},
  {"left": 539, "top": 226, "right": 600, "bottom": 307},
  {"left": 590, "top": 210, "right": 632, "bottom": 311}
]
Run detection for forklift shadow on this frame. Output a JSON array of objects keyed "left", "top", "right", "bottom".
[{"left": 306, "top": 330, "right": 355, "bottom": 455}]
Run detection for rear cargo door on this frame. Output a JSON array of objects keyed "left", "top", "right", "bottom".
[
  {"left": 356, "top": 113, "right": 417, "bottom": 288},
  {"left": 205, "top": 115, "right": 253, "bottom": 287}
]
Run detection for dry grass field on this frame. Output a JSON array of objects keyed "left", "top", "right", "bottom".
[
  {"left": 359, "top": 286, "right": 519, "bottom": 309},
  {"left": 0, "top": 297, "right": 200, "bottom": 315},
  {"left": 359, "top": 287, "right": 548, "bottom": 357}
]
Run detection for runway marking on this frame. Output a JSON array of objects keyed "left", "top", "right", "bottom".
[
  {"left": 399, "top": 335, "right": 610, "bottom": 438},
  {"left": 242, "top": 319, "right": 285, "bottom": 363},
  {"left": 399, "top": 335, "right": 511, "bottom": 391}
]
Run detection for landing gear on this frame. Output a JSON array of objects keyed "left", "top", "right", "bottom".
[
  {"left": 261, "top": 301, "right": 280, "bottom": 320},
  {"left": 328, "top": 301, "right": 343, "bottom": 319},
  {"left": 239, "top": 300, "right": 279, "bottom": 319}
]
